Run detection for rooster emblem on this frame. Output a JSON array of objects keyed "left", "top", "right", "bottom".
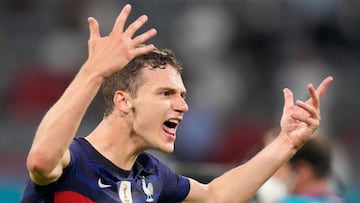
[{"left": 141, "top": 177, "right": 154, "bottom": 202}]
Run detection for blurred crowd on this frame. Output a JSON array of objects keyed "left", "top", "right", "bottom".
[{"left": 0, "top": 0, "right": 359, "bottom": 202}]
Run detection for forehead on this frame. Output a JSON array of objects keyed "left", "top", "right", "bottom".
[{"left": 140, "top": 65, "right": 186, "bottom": 91}]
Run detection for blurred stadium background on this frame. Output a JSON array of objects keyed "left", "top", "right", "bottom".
[{"left": 0, "top": 0, "right": 359, "bottom": 202}]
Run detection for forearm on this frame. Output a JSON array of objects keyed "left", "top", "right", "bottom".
[
  {"left": 27, "top": 63, "right": 103, "bottom": 177},
  {"left": 208, "top": 133, "right": 296, "bottom": 203},
  {"left": 186, "top": 77, "right": 332, "bottom": 203}
]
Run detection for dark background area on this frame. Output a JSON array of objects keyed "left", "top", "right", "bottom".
[{"left": 0, "top": 0, "right": 359, "bottom": 201}]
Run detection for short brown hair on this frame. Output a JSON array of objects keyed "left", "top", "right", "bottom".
[{"left": 290, "top": 136, "right": 332, "bottom": 178}]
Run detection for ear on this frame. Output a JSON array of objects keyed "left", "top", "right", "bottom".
[{"left": 113, "top": 90, "right": 133, "bottom": 114}]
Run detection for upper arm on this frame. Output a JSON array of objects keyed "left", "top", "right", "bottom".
[
  {"left": 182, "top": 178, "right": 217, "bottom": 203},
  {"left": 28, "top": 149, "right": 71, "bottom": 186}
]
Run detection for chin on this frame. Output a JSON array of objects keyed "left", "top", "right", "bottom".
[{"left": 158, "top": 143, "right": 175, "bottom": 154}]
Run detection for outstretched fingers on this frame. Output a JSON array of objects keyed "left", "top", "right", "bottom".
[
  {"left": 307, "top": 83, "right": 319, "bottom": 108},
  {"left": 294, "top": 99, "right": 320, "bottom": 130},
  {"left": 315, "top": 76, "right": 334, "bottom": 98},
  {"left": 304, "top": 76, "right": 333, "bottom": 108},
  {"left": 296, "top": 99, "right": 320, "bottom": 119},
  {"left": 109, "top": 4, "right": 157, "bottom": 51},
  {"left": 292, "top": 77, "right": 331, "bottom": 131},
  {"left": 124, "top": 14, "right": 157, "bottom": 46},
  {"left": 133, "top": 28, "right": 157, "bottom": 45},
  {"left": 125, "top": 15, "right": 149, "bottom": 37},
  {"left": 112, "top": 4, "right": 132, "bottom": 34},
  {"left": 134, "top": 44, "right": 156, "bottom": 56},
  {"left": 291, "top": 101, "right": 321, "bottom": 132},
  {"left": 291, "top": 112, "right": 320, "bottom": 132},
  {"left": 280, "top": 76, "right": 333, "bottom": 148}
]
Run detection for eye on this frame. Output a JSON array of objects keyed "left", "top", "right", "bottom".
[
  {"left": 181, "top": 93, "right": 186, "bottom": 100},
  {"left": 163, "top": 91, "right": 172, "bottom": 96}
]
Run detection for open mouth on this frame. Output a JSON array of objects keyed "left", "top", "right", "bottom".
[
  {"left": 163, "top": 119, "right": 180, "bottom": 137},
  {"left": 163, "top": 119, "right": 179, "bottom": 129}
]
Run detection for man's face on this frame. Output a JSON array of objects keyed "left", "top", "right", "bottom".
[{"left": 130, "top": 65, "right": 188, "bottom": 153}]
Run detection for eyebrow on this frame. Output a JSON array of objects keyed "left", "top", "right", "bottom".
[{"left": 158, "top": 87, "right": 187, "bottom": 97}]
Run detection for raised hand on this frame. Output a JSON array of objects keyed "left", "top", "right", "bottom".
[
  {"left": 280, "top": 76, "right": 333, "bottom": 149},
  {"left": 85, "top": 4, "right": 157, "bottom": 78}
]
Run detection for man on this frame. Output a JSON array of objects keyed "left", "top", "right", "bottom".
[
  {"left": 21, "top": 4, "right": 333, "bottom": 203},
  {"left": 255, "top": 130, "right": 345, "bottom": 203},
  {"left": 279, "top": 135, "right": 345, "bottom": 203}
]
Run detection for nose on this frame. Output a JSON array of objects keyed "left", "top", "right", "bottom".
[{"left": 174, "top": 96, "right": 189, "bottom": 113}]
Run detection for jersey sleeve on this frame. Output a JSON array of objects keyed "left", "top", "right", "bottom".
[
  {"left": 20, "top": 139, "right": 81, "bottom": 202},
  {"left": 156, "top": 159, "right": 190, "bottom": 202}
]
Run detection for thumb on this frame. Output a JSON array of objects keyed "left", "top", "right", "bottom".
[
  {"left": 283, "top": 88, "right": 294, "bottom": 110},
  {"left": 88, "top": 17, "right": 100, "bottom": 41}
]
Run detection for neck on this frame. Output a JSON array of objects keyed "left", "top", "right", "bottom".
[{"left": 85, "top": 116, "right": 145, "bottom": 170}]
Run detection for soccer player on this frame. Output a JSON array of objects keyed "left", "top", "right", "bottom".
[
  {"left": 20, "top": 4, "right": 333, "bottom": 203},
  {"left": 280, "top": 135, "right": 345, "bottom": 203}
]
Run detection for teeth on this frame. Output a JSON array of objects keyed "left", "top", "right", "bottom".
[
  {"left": 164, "top": 119, "right": 180, "bottom": 129},
  {"left": 168, "top": 119, "right": 179, "bottom": 124}
]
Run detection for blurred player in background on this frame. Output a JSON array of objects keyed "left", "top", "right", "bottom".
[{"left": 256, "top": 129, "right": 346, "bottom": 203}]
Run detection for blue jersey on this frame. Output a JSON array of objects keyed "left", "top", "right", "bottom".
[{"left": 20, "top": 137, "right": 190, "bottom": 203}]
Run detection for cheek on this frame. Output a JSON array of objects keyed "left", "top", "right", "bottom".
[
  {"left": 133, "top": 102, "right": 164, "bottom": 132},
  {"left": 137, "top": 99, "right": 170, "bottom": 117}
]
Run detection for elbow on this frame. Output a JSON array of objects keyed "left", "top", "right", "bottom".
[
  {"left": 26, "top": 147, "right": 66, "bottom": 185},
  {"left": 26, "top": 148, "right": 56, "bottom": 178}
]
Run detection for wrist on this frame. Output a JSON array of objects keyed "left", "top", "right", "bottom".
[
  {"left": 78, "top": 61, "right": 106, "bottom": 84},
  {"left": 277, "top": 132, "right": 300, "bottom": 155}
]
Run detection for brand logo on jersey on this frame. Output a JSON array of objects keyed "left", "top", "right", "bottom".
[
  {"left": 141, "top": 177, "right": 154, "bottom": 202},
  {"left": 98, "top": 178, "right": 112, "bottom": 189},
  {"left": 119, "top": 181, "right": 133, "bottom": 203}
]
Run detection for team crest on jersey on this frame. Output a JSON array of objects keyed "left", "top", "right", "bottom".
[
  {"left": 119, "top": 181, "right": 133, "bottom": 203},
  {"left": 141, "top": 177, "right": 154, "bottom": 202}
]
